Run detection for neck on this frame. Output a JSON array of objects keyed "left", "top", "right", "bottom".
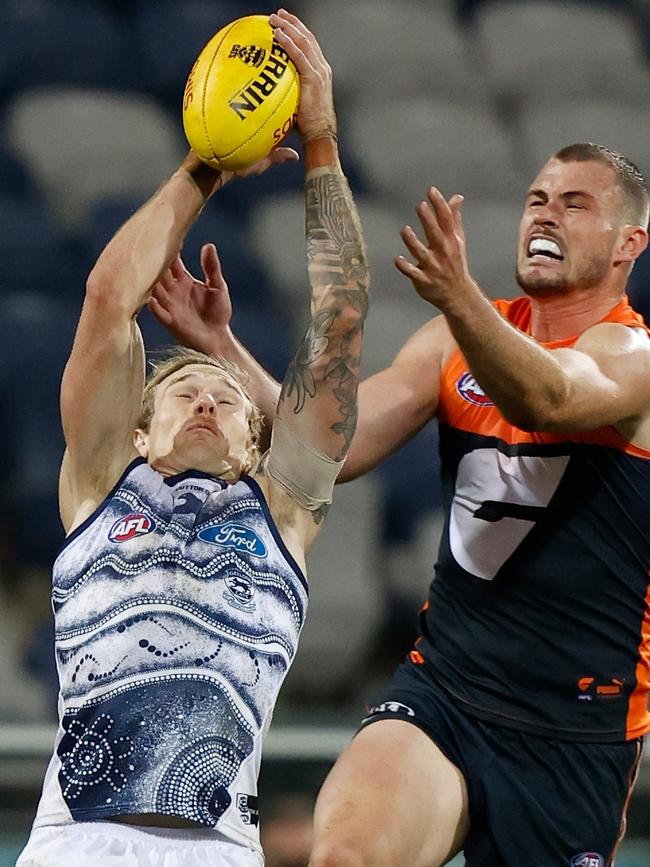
[
  {"left": 527, "top": 285, "right": 625, "bottom": 342},
  {"left": 149, "top": 455, "right": 238, "bottom": 482}
]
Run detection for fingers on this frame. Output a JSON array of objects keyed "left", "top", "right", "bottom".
[
  {"left": 449, "top": 193, "right": 466, "bottom": 244},
  {"left": 269, "top": 146, "right": 300, "bottom": 164},
  {"left": 148, "top": 295, "right": 172, "bottom": 325},
  {"left": 169, "top": 254, "right": 186, "bottom": 282},
  {"left": 201, "top": 243, "right": 224, "bottom": 287},
  {"left": 394, "top": 254, "right": 423, "bottom": 280},
  {"left": 400, "top": 224, "right": 432, "bottom": 265},
  {"left": 270, "top": 10, "right": 325, "bottom": 74}
]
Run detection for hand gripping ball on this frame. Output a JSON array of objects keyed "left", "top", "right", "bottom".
[{"left": 182, "top": 15, "right": 300, "bottom": 171}]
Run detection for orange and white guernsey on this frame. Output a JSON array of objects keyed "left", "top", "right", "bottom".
[{"left": 414, "top": 295, "right": 650, "bottom": 742}]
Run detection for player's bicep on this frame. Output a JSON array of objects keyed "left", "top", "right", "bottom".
[
  {"left": 547, "top": 324, "right": 650, "bottom": 431},
  {"left": 61, "top": 291, "right": 145, "bottom": 501}
]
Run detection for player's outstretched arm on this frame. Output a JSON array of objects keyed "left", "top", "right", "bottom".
[
  {"left": 60, "top": 153, "right": 228, "bottom": 531},
  {"left": 395, "top": 184, "right": 650, "bottom": 434},
  {"left": 258, "top": 11, "right": 369, "bottom": 540}
]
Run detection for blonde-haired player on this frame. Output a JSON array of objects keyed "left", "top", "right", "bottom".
[{"left": 17, "top": 11, "right": 368, "bottom": 867}]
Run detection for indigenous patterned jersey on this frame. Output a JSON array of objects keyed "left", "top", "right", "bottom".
[
  {"left": 416, "top": 296, "right": 650, "bottom": 742},
  {"left": 33, "top": 459, "right": 308, "bottom": 853}
]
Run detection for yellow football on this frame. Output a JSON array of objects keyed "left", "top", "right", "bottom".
[{"left": 182, "top": 15, "right": 300, "bottom": 172}]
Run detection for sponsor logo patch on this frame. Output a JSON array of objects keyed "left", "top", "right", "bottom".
[
  {"left": 571, "top": 853, "right": 604, "bottom": 867},
  {"left": 456, "top": 371, "right": 494, "bottom": 407},
  {"left": 237, "top": 793, "right": 260, "bottom": 826},
  {"left": 198, "top": 522, "right": 267, "bottom": 557},
  {"left": 576, "top": 676, "right": 624, "bottom": 702},
  {"left": 108, "top": 513, "right": 155, "bottom": 543},
  {"left": 368, "top": 701, "right": 416, "bottom": 717}
]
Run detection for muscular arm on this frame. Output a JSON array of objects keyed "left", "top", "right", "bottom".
[
  {"left": 445, "top": 298, "right": 650, "bottom": 432},
  {"left": 341, "top": 315, "right": 449, "bottom": 480},
  {"left": 396, "top": 185, "right": 650, "bottom": 435},
  {"left": 276, "top": 136, "right": 369, "bottom": 460},
  {"left": 60, "top": 155, "right": 222, "bottom": 530}
]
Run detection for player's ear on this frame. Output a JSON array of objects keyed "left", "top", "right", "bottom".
[
  {"left": 617, "top": 225, "right": 648, "bottom": 263},
  {"left": 134, "top": 429, "right": 149, "bottom": 458}
]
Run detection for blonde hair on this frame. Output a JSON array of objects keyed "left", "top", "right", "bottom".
[{"left": 138, "top": 348, "right": 263, "bottom": 472}]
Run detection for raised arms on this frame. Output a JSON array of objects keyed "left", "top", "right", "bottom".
[{"left": 60, "top": 148, "right": 297, "bottom": 533}]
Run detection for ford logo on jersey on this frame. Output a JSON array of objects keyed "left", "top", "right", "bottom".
[
  {"left": 108, "top": 513, "right": 155, "bottom": 543},
  {"left": 457, "top": 371, "right": 494, "bottom": 407},
  {"left": 571, "top": 854, "right": 604, "bottom": 867},
  {"left": 198, "top": 522, "right": 267, "bottom": 557}
]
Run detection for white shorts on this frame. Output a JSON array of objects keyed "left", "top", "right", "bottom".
[{"left": 15, "top": 821, "right": 265, "bottom": 867}]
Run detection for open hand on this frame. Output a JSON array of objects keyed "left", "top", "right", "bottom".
[
  {"left": 395, "top": 187, "right": 478, "bottom": 312},
  {"left": 149, "top": 244, "right": 232, "bottom": 352}
]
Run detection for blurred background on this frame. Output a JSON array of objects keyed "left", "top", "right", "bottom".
[{"left": 1, "top": 0, "right": 650, "bottom": 863}]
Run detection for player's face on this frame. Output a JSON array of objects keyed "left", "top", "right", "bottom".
[
  {"left": 137, "top": 364, "right": 253, "bottom": 477},
  {"left": 516, "top": 159, "right": 627, "bottom": 296}
]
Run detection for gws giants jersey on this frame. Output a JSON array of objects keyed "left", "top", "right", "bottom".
[
  {"left": 416, "top": 296, "right": 650, "bottom": 742},
  {"left": 33, "top": 458, "right": 308, "bottom": 853}
]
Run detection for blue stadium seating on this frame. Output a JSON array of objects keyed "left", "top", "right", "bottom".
[
  {"left": 0, "top": 194, "right": 85, "bottom": 299},
  {"left": 0, "top": 0, "right": 136, "bottom": 104}
]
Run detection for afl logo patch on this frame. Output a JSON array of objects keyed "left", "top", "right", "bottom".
[
  {"left": 198, "top": 522, "right": 267, "bottom": 558},
  {"left": 457, "top": 371, "right": 494, "bottom": 406},
  {"left": 109, "top": 513, "right": 155, "bottom": 543},
  {"left": 571, "top": 854, "right": 604, "bottom": 867}
]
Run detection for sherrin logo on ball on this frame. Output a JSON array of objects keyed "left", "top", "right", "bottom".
[{"left": 182, "top": 15, "right": 300, "bottom": 172}]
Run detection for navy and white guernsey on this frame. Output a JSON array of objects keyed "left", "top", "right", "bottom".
[{"left": 33, "top": 458, "right": 308, "bottom": 854}]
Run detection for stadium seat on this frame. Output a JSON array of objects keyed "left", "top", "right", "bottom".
[
  {"left": 249, "top": 191, "right": 433, "bottom": 329},
  {"left": 0, "top": 138, "right": 36, "bottom": 200},
  {"left": 347, "top": 97, "right": 524, "bottom": 208},
  {"left": 519, "top": 100, "right": 650, "bottom": 181},
  {"left": 282, "top": 474, "right": 384, "bottom": 700},
  {"left": 6, "top": 87, "right": 185, "bottom": 231},
  {"left": 361, "top": 297, "right": 434, "bottom": 379},
  {"left": 0, "top": 292, "right": 78, "bottom": 567},
  {"left": 132, "top": 0, "right": 255, "bottom": 105},
  {"left": 0, "top": 194, "right": 85, "bottom": 299},
  {"left": 307, "top": 0, "right": 484, "bottom": 112},
  {"left": 0, "top": 0, "right": 136, "bottom": 104},
  {"left": 461, "top": 198, "right": 523, "bottom": 299},
  {"left": 474, "top": 0, "right": 650, "bottom": 107}
]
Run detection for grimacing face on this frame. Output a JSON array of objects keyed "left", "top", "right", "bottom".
[
  {"left": 516, "top": 158, "right": 634, "bottom": 297},
  {"left": 134, "top": 364, "right": 254, "bottom": 478}
]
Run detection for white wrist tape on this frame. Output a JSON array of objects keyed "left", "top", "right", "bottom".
[{"left": 263, "top": 416, "right": 345, "bottom": 511}]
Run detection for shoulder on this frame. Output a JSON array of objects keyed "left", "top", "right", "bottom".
[
  {"left": 575, "top": 321, "right": 650, "bottom": 358},
  {"left": 393, "top": 312, "right": 456, "bottom": 371}
]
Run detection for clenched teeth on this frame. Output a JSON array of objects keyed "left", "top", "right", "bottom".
[{"left": 528, "top": 238, "right": 563, "bottom": 259}]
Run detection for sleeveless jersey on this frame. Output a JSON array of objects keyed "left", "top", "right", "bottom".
[
  {"left": 33, "top": 458, "right": 308, "bottom": 854},
  {"left": 415, "top": 296, "right": 650, "bottom": 742}
]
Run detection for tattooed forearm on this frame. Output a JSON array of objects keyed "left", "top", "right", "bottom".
[
  {"left": 305, "top": 169, "right": 369, "bottom": 309},
  {"left": 277, "top": 169, "right": 369, "bottom": 461}
]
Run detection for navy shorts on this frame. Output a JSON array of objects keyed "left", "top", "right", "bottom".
[{"left": 360, "top": 661, "right": 643, "bottom": 867}]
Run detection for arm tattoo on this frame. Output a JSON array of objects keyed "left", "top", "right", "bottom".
[{"left": 280, "top": 170, "right": 369, "bottom": 472}]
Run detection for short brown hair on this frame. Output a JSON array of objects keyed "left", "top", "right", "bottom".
[
  {"left": 138, "top": 347, "right": 263, "bottom": 468},
  {"left": 553, "top": 143, "right": 650, "bottom": 228}
]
